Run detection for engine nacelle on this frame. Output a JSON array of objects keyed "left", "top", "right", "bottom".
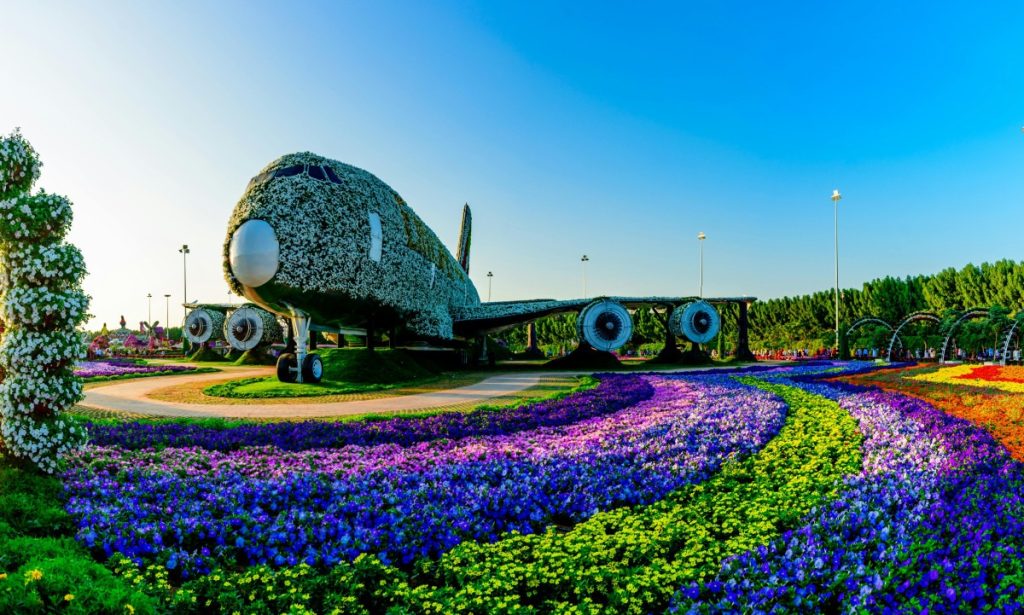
[
  {"left": 224, "top": 304, "right": 283, "bottom": 351},
  {"left": 184, "top": 308, "right": 226, "bottom": 345},
  {"left": 577, "top": 299, "right": 633, "bottom": 352},
  {"left": 669, "top": 300, "right": 721, "bottom": 344}
]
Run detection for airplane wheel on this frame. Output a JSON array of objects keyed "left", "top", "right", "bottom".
[
  {"left": 276, "top": 353, "right": 297, "bottom": 383},
  {"left": 301, "top": 353, "right": 324, "bottom": 384}
]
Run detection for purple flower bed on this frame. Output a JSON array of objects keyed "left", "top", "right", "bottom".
[
  {"left": 83, "top": 373, "right": 653, "bottom": 451},
  {"left": 672, "top": 371, "right": 1024, "bottom": 613},
  {"left": 75, "top": 359, "right": 196, "bottom": 379},
  {"left": 64, "top": 374, "right": 788, "bottom": 578}
]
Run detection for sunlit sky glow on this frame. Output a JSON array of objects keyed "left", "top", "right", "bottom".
[{"left": 2, "top": 1, "right": 1023, "bottom": 330}]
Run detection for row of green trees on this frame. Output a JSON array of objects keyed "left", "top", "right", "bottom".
[{"left": 749, "top": 260, "right": 1024, "bottom": 352}]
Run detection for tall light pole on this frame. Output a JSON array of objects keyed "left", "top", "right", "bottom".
[
  {"left": 178, "top": 244, "right": 190, "bottom": 329},
  {"left": 831, "top": 189, "right": 842, "bottom": 351},
  {"left": 147, "top": 293, "right": 152, "bottom": 325},
  {"left": 486, "top": 271, "right": 493, "bottom": 302},
  {"left": 697, "top": 232, "right": 706, "bottom": 298},
  {"left": 581, "top": 255, "right": 590, "bottom": 298},
  {"left": 164, "top": 294, "right": 171, "bottom": 341}
]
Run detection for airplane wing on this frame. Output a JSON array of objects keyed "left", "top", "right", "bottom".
[{"left": 452, "top": 295, "right": 755, "bottom": 336}]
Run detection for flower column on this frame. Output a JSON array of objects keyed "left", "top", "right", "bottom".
[{"left": 0, "top": 130, "right": 89, "bottom": 473}]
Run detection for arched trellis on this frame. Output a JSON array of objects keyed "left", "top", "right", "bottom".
[
  {"left": 887, "top": 311, "right": 942, "bottom": 362},
  {"left": 845, "top": 316, "right": 903, "bottom": 356},
  {"left": 1000, "top": 318, "right": 1024, "bottom": 365},
  {"left": 938, "top": 308, "right": 992, "bottom": 363}
]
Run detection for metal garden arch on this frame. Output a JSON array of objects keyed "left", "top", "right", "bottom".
[
  {"left": 938, "top": 308, "right": 991, "bottom": 363},
  {"left": 886, "top": 311, "right": 941, "bottom": 362},
  {"left": 845, "top": 317, "right": 902, "bottom": 356},
  {"left": 1001, "top": 317, "right": 1024, "bottom": 365}
]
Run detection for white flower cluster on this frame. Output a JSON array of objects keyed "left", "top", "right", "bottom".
[
  {"left": 0, "top": 130, "right": 88, "bottom": 473},
  {"left": 0, "top": 192, "right": 73, "bottom": 242},
  {"left": 0, "top": 128, "right": 41, "bottom": 200},
  {"left": 0, "top": 242, "right": 86, "bottom": 287},
  {"left": 223, "top": 152, "right": 479, "bottom": 340},
  {"left": 1, "top": 287, "right": 89, "bottom": 329}
]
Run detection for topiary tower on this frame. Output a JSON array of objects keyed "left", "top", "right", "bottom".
[{"left": 0, "top": 129, "right": 89, "bottom": 473}]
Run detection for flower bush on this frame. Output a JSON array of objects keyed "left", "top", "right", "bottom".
[
  {"left": 0, "top": 362, "right": 1018, "bottom": 612},
  {"left": 66, "top": 375, "right": 786, "bottom": 578},
  {"left": 0, "top": 130, "right": 88, "bottom": 473},
  {"left": 74, "top": 360, "right": 199, "bottom": 381},
  {"left": 845, "top": 364, "right": 1024, "bottom": 461},
  {"left": 672, "top": 374, "right": 1024, "bottom": 613},
  {"left": 910, "top": 363, "right": 1024, "bottom": 393}
]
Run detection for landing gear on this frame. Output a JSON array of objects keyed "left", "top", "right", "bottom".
[
  {"left": 301, "top": 353, "right": 324, "bottom": 383},
  {"left": 276, "top": 352, "right": 297, "bottom": 383},
  {"left": 278, "top": 308, "right": 323, "bottom": 384}
]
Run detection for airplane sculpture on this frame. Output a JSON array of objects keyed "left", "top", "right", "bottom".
[{"left": 224, "top": 152, "right": 755, "bottom": 383}]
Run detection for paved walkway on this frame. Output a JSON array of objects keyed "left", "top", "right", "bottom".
[
  {"left": 80, "top": 362, "right": 782, "bottom": 420},
  {"left": 82, "top": 368, "right": 543, "bottom": 419}
]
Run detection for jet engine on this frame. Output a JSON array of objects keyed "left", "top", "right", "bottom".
[
  {"left": 184, "top": 308, "right": 226, "bottom": 345},
  {"left": 224, "top": 304, "right": 283, "bottom": 351},
  {"left": 577, "top": 299, "right": 633, "bottom": 352},
  {"left": 669, "top": 300, "right": 721, "bottom": 344}
]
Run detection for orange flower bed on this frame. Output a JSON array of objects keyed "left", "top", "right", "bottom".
[{"left": 839, "top": 365, "right": 1024, "bottom": 461}]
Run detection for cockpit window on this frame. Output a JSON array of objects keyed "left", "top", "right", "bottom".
[
  {"left": 273, "top": 165, "right": 305, "bottom": 178},
  {"left": 307, "top": 165, "right": 326, "bottom": 181},
  {"left": 247, "top": 162, "right": 344, "bottom": 190}
]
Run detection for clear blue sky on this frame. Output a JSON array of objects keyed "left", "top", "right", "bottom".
[{"left": 2, "top": 1, "right": 1023, "bottom": 330}]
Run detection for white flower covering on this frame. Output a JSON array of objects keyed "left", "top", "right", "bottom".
[
  {"left": 1, "top": 287, "right": 89, "bottom": 329},
  {"left": 223, "top": 152, "right": 479, "bottom": 340},
  {"left": 0, "top": 129, "right": 88, "bottom": 473},
  {"left": 0, "top": 243, "right": 86, "bottom": 287},
  {"left": 0, "top": 129, "right": 41, "bottom": 201}
]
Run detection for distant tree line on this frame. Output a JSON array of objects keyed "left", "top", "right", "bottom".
[{"left": 750, "top": 259, "right": 1024, "bottom": 355}]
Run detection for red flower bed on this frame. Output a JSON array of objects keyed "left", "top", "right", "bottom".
[{"left": 953, "top": 364, "right": 1024, "bottom": 383}]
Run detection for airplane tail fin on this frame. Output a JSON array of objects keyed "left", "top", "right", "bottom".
[{"left": 456, "top": 203, "right": 471, "bottom": 274}]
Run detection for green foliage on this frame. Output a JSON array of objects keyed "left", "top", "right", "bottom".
[
  {"left": 187, "top": 346, "right": 228, "bottom": 362},
  {"left": 751, "top": 259, "right": 1024, "bottom": 350},
  {"left": 0, "top": 465, "right": 73, "bottom": 537},
  {"left": 318, "top": 348, "right": 436, "bottom": 383},
  {"left": 203, "top": 377, "right": 398, "bottom": 399},
  {"left": 0, "top": 461, "right": 153, "bottom": 614},
  {"left": 0, "top": 556, "right": 158, "bottom": 614}
]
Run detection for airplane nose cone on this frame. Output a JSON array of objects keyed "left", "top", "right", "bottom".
[{"left": 229, "top": 219, "right": 279, "bottom": 288}]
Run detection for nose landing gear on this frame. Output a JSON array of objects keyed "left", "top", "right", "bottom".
[{"left": 276, "top": 310, "right": 324, "bottom": 383}]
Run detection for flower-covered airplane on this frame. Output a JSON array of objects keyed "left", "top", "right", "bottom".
[{"left": 224, "top": 152, "right": 753, "bottom": 382}]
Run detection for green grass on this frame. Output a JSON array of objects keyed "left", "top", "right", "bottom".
[
  {"left": 203, "top": 348, "right": 438, "bottom": 398},
  {"left": 203, "top": 376, "right": 401, "bottom": 398},
  {"left": 0, "top": 459, "right": 158, "bottom": 613}
]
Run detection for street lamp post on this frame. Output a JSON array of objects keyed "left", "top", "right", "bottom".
[
  {"left": 487, "top": 271, "right": 493, "bottom": 302},
  {"left": 831, "top": 189, "right": 842, "bottom": 352},
  {"left": 178, "top": 245, "right": 190, "bottom": 350},
  {"left": 147, "top": 293, "right": 152, "bottom": 325},
  {"left": 697, "top": 232, "right": 706, "bottom": 298},
  {"left": 164, "top": 294, "right": 171, "bottom": 341},
  {"left": 581, "top": 255, "right": 590, "bottom": 298}
]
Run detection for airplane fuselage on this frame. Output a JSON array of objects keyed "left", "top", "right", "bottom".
[{"left": 224, "top": 152, "right": 480, "bottom": 340}]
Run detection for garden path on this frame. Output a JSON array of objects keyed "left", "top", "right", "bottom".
[{"left": 81, "top": 367, "right": 543, "bottom": 418}]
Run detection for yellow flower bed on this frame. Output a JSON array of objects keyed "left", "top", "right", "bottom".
[{"left": 909, "top": 364, "right": 1024, "bottom": 393}]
